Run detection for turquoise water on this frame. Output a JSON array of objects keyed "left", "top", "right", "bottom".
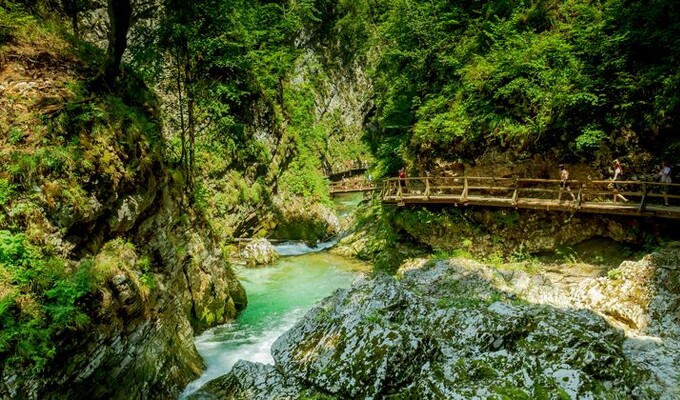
[
  {"left": 180, "top": 249, "right": 368, "bottom": 397},
  {"left": 333, "top": 192, "right": 365, "bottom": 217}
]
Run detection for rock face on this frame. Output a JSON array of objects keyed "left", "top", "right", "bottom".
[
  {"left": 271, "top": 195, "right": 340, "bottom": 242},
  {"left": 195, "top": 255, "right": 676, "bottom": 399},
  {"left": 0, "top": 38, "right": 247, "bottom": 399},
  {"left": 241, "top": 238, "right": 280, "bottom": 266},
  {"left": 0, "top": 178, "right": 248, "bottom": 400}
]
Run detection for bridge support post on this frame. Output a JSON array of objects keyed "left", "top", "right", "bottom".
[
  {"left": 639, "top": 183, "right": 648, "bottom": 213},
  {"left": 512, "top": 179, "right": 519, "bottom": 206},
  {"left": 461, "top": 177, "right": 468, "bottom": 202},
  {"left": 576, "top": 184, "right": 584, "bottom": 209},
  {"left": 425, "top": 177, "right": 431, "bottom": 199}
]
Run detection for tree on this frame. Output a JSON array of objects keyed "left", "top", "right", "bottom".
[
  {"left": 98, "top": 0, "right": 132, "bottom": 89},
  {"left": 60, "top": 0, "right": 92, "bottom": 37}
]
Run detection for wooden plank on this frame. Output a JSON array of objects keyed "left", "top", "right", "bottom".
[
  {"left": 383, "top": 194, "right": 680, "bottom": 219},
  {"left": 467, "top": 186, "right": 514, "bottom": 191},
  {"left": 518, "top": 188, "right": 560, "bottom": 194},
  {"left": 380, "top": 176, "right": 680, "bottom": 219}
]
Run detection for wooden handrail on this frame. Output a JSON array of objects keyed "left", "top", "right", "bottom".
[
  {"left": 383, "top": 177, "right": 680, "bottom": 189},
  {"left": 379, "top": 176, "right": 680, "bottom": 218}
]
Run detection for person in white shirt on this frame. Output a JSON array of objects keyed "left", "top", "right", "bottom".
[
  {"left": 558, "top": 164, "right": 576, "bottom": 201},
  {"left": 612, "top": 160, "right": 628, "bottom": 202},
  {"left": 658, "top": 161, "right": 672, "bottom": 206}
]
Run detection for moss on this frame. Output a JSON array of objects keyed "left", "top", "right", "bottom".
[
  {"left": 491, "top": 385, "right": 532, "bottom": 399},
  {"left": 201, "top": 309, "right": 217, "bottom": 326},
  {"left": 0, "top": 179, "right": 14, "bottom": 207}
]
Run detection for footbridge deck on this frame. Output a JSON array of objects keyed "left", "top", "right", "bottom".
[
  {"left": 381, "top": 177, "right": 680, "bottom": 219},
  {"left": 329, "top": 180, "right": 377, "bottom": 194}
]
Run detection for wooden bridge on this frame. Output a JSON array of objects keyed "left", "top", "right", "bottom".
[
  {"left": 329, "top": 179, "right": 377, "bottom": 194},
  {"left": 381, "top": 176, "right": 680, "bottom": 219},
  {"left": 325, "top": 163, "right": 371, "bottom": 181}
]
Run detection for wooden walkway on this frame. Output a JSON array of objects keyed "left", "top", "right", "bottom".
[
  {"left": 381, "top": 177, "right": 680, "bottom": 219},
  {"left": 329, "top": 180, "right": 377, "bottom": 194},
  {"left": 326, "top": 164, "right": 369, "bottom": 182}
]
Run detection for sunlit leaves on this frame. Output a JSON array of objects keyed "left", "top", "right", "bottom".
[{"left": 369, "top": 0, "right": 680, "bottom": 167}]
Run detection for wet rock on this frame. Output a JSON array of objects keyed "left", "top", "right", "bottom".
[
  {"left": 201, "top": 260, "right": 661, "bottom": 399},
  {"left": 190, "top": 361, "right": 302, "bottom": 400},
  {"left": 271, "top": 195, "right": 340, "bottom": 242},
  {"left": 241, "top": 238, "right": 279, "bottom": 267}
]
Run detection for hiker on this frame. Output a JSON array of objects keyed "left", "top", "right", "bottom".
[
  {"left": 658, "top": 161, "right": 672, "bottom": 206},
  {"left": 611, "top": 159, "right": 628, "bottom": 202},
  {"left": 398, "top": 168, "right": 406, "bottom": 194},
  {"left": 558, "top": 164, "right": 576, "bottom": 201}
]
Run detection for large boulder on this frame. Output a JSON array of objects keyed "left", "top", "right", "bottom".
[
  {"left": 241, "top": 239, "right": 280, "bottom": 267},
  {"left": 195, "top": 259, "right": 665, "bottom": 399}
]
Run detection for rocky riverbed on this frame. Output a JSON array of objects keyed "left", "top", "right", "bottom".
[{"left": 192, "top": 247, "right": 680, "bottom": 399}]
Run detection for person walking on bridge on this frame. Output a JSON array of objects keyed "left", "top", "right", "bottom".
[
  {"left": 658, "top": 161, "right": 672, "bottom": 206},
  {"left": 398, "top": 168, "right": 406, "bottom": 195},
  {"left": 611, "top": 160, "right": 628, "bottom": 202},
  {"left": 558, "top": 164, "right": 576, "bottom": 201}
]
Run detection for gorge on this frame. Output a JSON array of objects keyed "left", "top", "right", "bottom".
[{"left": 1, "top": 0, "right": 680, "bottom": 399}]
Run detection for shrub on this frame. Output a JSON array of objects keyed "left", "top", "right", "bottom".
[
  {"left": 0, "top": 230, "right": 91, "bottom": 372},
  {"left": 0, "top": 179, "right": 14, "bottom": 207},
  {"left": 575, "top": 125, "right": 607, "bottom": 154}
]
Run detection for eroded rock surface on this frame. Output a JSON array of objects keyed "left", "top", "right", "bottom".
[
  {"left": 271, "top": 195, "right": 340, "bottom": 242},
  {"left": 241, "top": 238, "right": 280, "bottom": 267},
  {"left": 195, "top": 254, "right": 679, "bottom": 399}
]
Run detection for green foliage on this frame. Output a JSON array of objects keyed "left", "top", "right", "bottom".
[
  {"left": 137, "top": 256, "right": 156, "bottom": 291},
  {"left": 607, "top": 268, "right": 622, "bottom": 280},
  {"left": 298, "top": 390, "right": 338, "bottom": 400},
  {"left": 8, "top": 126, "right": 25, "bottom": 144},
  {"left": 555, "top": 245, "right": 580, "bottom": 265},
  {"left": 0, "top": 2, "right": 36, "bottom": 43},
  {"left": 0, "top": 230, "right": 91, "bottom": 372},
  {"left": 0, "top": 179, "right": 14, "bottom": 207},
  {"left": 368, "top": 0, "right": 680, "bottom": 167},
  {"left": 508, "top": 250, "right": 537, "bottom": 264},
  {"left": 575, "top": 125, "right": 607, "bottom": 154}
]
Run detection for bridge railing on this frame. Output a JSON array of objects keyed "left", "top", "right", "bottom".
[
  {"left": 329, "top": 180, "right": 377, "bottom": 193},
  {"left": 381, "top": 176, "right": 680, "bottom": 209}
]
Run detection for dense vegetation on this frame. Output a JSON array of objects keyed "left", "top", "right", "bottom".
[
  {"left": 0, "top": 0, "right": 368, "bottom": 375},
  {"left": 0, "top": 2, "right": 163, "bottom": 372},
  {"left": 2, "top": 0, "right": 680, "bottom": 387},
  {"left": 367, "top": 0, "right": 680, "bottom": 176}
]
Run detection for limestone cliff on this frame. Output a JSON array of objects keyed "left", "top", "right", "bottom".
[{"left": 0, "top": 19, "right": 245, "bottom": 399}]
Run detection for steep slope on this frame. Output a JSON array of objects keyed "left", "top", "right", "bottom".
[{"left": 0, "top": 8, "right": 245, "bottom": 399}]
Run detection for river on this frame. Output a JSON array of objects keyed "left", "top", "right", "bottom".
[{"left": 180, "top": 193, "right": 367, "bottom": 398}]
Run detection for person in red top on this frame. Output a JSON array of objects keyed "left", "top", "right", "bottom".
[{"left": 398, "top": 168, "right": 406, "bottom": 194}]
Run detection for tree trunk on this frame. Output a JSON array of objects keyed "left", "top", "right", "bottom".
[
  {"left": 175, "top": 50, "right": 187, "bottom": 169},
  {"left": 61, "top": 0, "right": 80, "bottom": 37},
  {"left": 72, "top": 12, "right": 79, "bottom": 37},
  {"left": 101, "top": 0, "right": 132, "bottom": 88},
  {"left": 185, "top": 60, "right": 196, "bottom": 191}
]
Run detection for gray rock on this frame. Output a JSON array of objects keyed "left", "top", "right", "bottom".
[
  {"left": 241, "top": 238, "right": 279, "bottom": 267},
  {"left": 190, "top": 361, "right": 302, "bottom": 400},
  {"left": 201, "top": 260, "right": 662, "bottom": 399}
]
